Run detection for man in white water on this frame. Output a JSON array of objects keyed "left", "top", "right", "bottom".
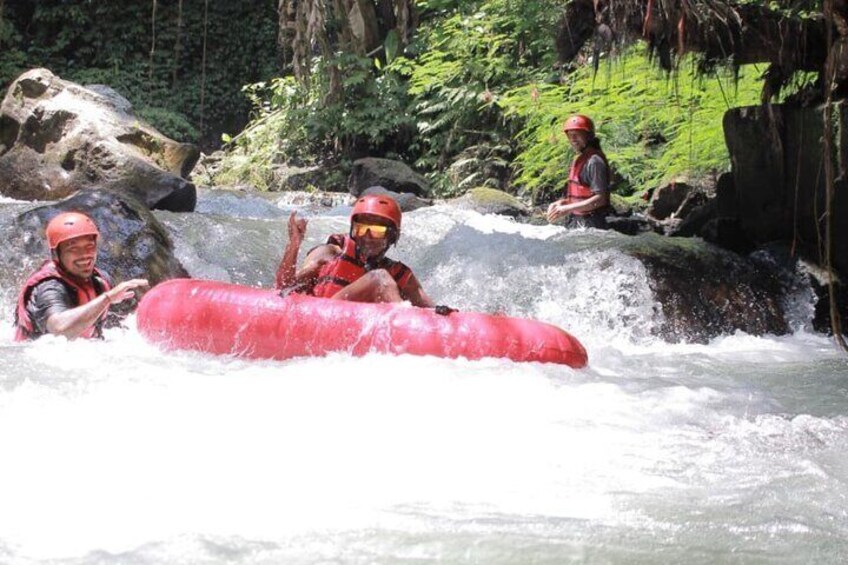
[
  {"left": 275, "top": 193, "right": 452, "bottom": 313},
  {"left": 547, "top": 114, "right": 612, "bottom": 229},
  {"left": 14, "top": 211, "right": 149, "bottom": 340}
]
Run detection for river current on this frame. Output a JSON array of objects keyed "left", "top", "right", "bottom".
[{"left": 0, "top": 192, "right": 846, "bottom": 564}]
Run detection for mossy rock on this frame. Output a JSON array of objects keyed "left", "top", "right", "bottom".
[
  {"left": 449, "top": 187, "right": 530, "bottom": 218},
  {"left": 610, "top": 193, "right": 638, "bottom": 216}
]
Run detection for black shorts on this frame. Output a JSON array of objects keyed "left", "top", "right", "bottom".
[{"left": 565, "top": 213, "right": 608, "bottom": 230}]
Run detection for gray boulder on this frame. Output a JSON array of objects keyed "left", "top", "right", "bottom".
[
  {"left": 723, "top": 102, "right": 848, "bottom": 281},
  {"left": 349, "top": 157, "right": 430, "bottom": 197},
  {"left": 623, "top": 236, "right": 790, "bottom": 343},
  {"left": 0, "top": 68, "right": 198, "bottom": 211},
  {"left": 360, "top": 185, "right": 431, "bottom": 212},
  {"left": 270, "top": 163, "right": 349, "bottom": 193},
  {"left": 646, "top": 181, "right": 691, "bottom": 221}
]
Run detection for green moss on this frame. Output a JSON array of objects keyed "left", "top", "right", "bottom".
[{"left": 467, "top": 187, "right": 523, "bottom": 206}]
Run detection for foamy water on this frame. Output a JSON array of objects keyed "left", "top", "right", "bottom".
[
  {"left": 1, "top": 319, "right": 846, "bottom": 563},
  {"left": 1, "top": 203, "right": 846, "bottom": 563}
]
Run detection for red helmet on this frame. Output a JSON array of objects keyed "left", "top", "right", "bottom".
[
  {"left": 351, "top": 194, "right": 402, "bottom": 233},
  {"left": 45, "top": 211, "right": 100, "bottom": 250},
  {"left": 563, "top": 114, "right": 594, "bottom": 134}
]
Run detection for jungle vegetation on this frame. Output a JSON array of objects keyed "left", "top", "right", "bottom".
[{"left": 0, "top": 0, "right": 835, "bottom": 199}]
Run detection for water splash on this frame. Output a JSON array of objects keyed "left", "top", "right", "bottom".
[{"left": 2, "top": 199, "right": 847, "bottom": 563}]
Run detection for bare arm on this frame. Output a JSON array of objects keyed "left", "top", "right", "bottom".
[
  {"left": 275, "top": 212, "right": 308, "bottom": 290},
  {"left": 45, "top": 278, "right": 149, "bottom": 338},
  {"left": 401, "top": 273, "right": 435, "bottom": 308},
  {"left": 546, "top": 192, "right": 609, "bottom": 222},
  {"left": 294, "top": 244, "right": 341, "bottom": 284}
]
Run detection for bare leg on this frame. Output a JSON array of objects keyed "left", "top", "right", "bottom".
[{"left": 332, "top": 269, "right": 403, "bottom": 303}]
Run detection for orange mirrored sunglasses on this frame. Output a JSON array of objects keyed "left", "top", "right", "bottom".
[{"left": 351, "top": 221, "right": 390, "bottom": 239}]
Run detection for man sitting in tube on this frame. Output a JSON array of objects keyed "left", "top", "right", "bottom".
[{"left": 275, "top": 192, "right": 452, "bottom": 314}]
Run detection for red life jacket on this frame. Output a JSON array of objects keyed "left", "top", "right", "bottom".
[
  {"left": 312, "top": 235, "right": 413, "bottom": 299},
  {"left": 14, "top": 260, "right": 112, "bottom": 341},
  {"left": 566, "top": 147, "right": 609, "bottom": 216}
]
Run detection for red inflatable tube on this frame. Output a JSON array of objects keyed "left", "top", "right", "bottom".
[{"left": 136, "top": 279, "right": 588, "bottom": 368}]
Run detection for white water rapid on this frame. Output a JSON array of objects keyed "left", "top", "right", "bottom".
[{"left": 1, "top": 194, "right": 846, "bottom": 564}]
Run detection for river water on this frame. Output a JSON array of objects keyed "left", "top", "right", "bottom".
[{"left": 1, "top": 193, "right": 846, "bottom": 564}]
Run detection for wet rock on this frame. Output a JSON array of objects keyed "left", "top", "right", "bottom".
[
  {"left": 273, "top": 190, "right": 353, "bottom": 210},
  {"left": 623, "top": 236, "right": 790, "bottom": 342},
  {"left": 360, "top": 185, "right": 431, "bottom": 212},
  {"left": 647, "top": 181, "right": 691, "bottom": 221},
  {"left": 675, "top": 190, "right": 709, "bottom": 220},
  {"left": 191, "top": 151, "right": 224, "bottom": 186},
  {"left": 0, "top": 68, "right": 198, "bottom": 211},
  {"left": 609, "top": 193, "right": 636, "bottom": 217},
  {"left": 666, "top": 191, "right": 711, "bottom": 237},
  {"left": 607, "top": 215, "right": 653, "bottom": 236},
  {"left": 722, "top": 102, "right": 848, "bottom": 328},
  {"left": 271, "top": 164, "right": 324, "bottom": 192},
  {"left": 349, "top": 157, "right": 430, "bottom": 197},
  {"left": 605, "top": 195, "right": 653, "bottom": 235},
  {"left": 270, "top": 164, "right": 347, "bottom": 193},
  {"left": 448, "top": 187, "right": 529, "bottom": 218},
  {"left": 724, "top": 102, "right": 848, "bottom": 282},
  {"left": 675, "top": 173, "right": 755, "bottom": 253},
  {"left": 798, "top": 260, "right": 848, "bottom": 336}
]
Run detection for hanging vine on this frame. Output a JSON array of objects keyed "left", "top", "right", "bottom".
[
  {"left": 822, "top": 0, "right": 847, "bottom": 349},
  {"left": 173, "top": 0, "right": 183, "bottom": 89},
  {"left": 279, "top": 0, "right": 417, "bottom": 97},
  {"left": 149, "top": 0, "right": 157, "bottom": 101},
  {"left": 277, "top": 0, "right": 295, "bottom": 72},
  {"left": 199, "top": 0, "right": 209, "bottom": 136}
]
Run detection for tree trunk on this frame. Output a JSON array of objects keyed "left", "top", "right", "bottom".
[{"left": 284, "top": 0, "right": 416, "bottom": 83}]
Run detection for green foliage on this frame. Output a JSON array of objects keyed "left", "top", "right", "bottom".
[
  {"left": 383, "top": 0, "right": 563, "bottom": 196},
  {"left": 212, "top": 77, "right": 302, "bottom": 189},
  {"left": 0, "top": 0, "right": 279, "bottom": 147},
  {"left": 0, "top": 53, "right": 25, "bottom": 91},
  {"left": 316, "top": 54, "right": 415, "bottom": 156},
  {"left": 4, "top": 0, "right": 820, "bottom": 200},
  {"left": 498, "top": 48, "right": 767, "bottom": 200},
  {"left": 393, "top": 10, "right": 511, "bottom": 171},
  {"left": 738, "top": 0, "right": 821, "bottom": 18},
  {"left": 136, "top": 106, "right": 199, "bottom": 142},
  {"left": 215, "top": 54, "right": 415, "bottom": 190}
]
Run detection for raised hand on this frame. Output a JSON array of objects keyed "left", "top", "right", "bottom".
[
  {"left": 277, "top": 212, "right": 308, "bottom": 290},
  {"left": 287, "top": 211, "right": 307, "bottom": 247}
]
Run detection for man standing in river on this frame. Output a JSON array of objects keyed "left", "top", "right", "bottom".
[
  {"left": 546, "top": 114, "right": 612, "bottom": 229},
  {"left": 14, "top": 211, "right": 149, "bottom": 340}
]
